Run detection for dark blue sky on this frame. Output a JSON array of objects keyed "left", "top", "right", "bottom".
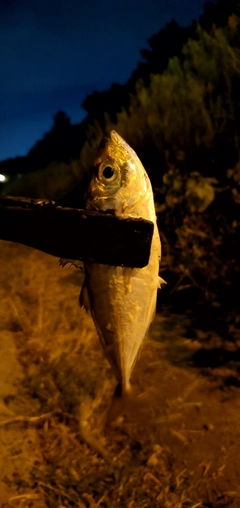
[{"left": 0, "top": 0, "right": 209, "bottom": 161}]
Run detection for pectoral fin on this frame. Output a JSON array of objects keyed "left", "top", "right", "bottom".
[
  {"left": 60, "top": 258, "right": 84, "bottom": 270},
  {"left": 79, "top": 279, "right": 91, "bottom": 313},
  {"left": 158, "top": 276, "right": 167, "bottom": 288}
]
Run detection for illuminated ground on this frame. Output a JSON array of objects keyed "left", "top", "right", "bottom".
[{"left": 0, "top": 241, "right": 239, "bottom": 507}]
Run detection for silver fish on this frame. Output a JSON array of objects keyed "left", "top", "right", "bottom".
[{"left": 80, "top": 131, "right": 162, "bottom": 407}]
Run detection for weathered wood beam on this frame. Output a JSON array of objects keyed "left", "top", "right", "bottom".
[{"left": 0, "top": 196, "right": 154, "bottom": 268}]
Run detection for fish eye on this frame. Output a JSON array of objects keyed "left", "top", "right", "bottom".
[
  {"left": 99, "top": 163, "right": 118, "bottom": 183},
  {"left": 102, "top": 166, "right": 115, "bottom": 179}
]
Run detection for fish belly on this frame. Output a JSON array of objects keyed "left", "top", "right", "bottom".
[{"left": 84, "top": 229, "right": 159, "bottom": 393}]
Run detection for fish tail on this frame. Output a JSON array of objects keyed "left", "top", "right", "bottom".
[
  {"left": 107, "top": 383, "right": 132, "bottom": 423},
  {"left": 107, "top": 383, "right": 157, "bottom": 425}
]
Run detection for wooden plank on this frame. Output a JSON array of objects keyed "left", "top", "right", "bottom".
[{"left": 0, "top": 196, "right": 154, "bottom": 268}]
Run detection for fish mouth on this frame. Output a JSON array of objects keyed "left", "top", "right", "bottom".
[
  {"left": 96, "top": 132, "right": 120, "bottom": 154},
  {"left": 96, "top": 131, "right": 136, "bottom": 167},
  {"left": 98, "top": 131, "right": 120, "bottom": 147},
  {"left": 98, "top": 136, "right": 110, "bottom": 151}
]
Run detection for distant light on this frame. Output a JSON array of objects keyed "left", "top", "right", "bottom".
[{"left": 0, "top": 174, "right": 6, "bottom": 182}]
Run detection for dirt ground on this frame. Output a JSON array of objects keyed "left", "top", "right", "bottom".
[{"left": 0, "top": 240, "right": 240, "bottom": 508}]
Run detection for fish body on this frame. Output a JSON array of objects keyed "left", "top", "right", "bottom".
[{"left": 80, "top": 131, "right": 161, "bottom": 399}]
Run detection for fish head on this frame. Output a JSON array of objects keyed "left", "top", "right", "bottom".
[{"left": 86, "top": 130, "right": 151, "bottom": 214}]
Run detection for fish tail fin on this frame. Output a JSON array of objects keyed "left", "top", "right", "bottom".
[
  {"left": 107, "top": 383, "right": 130, "bottom": 423},
  {"left": 107, "top": 383, "right": 149, "bottom": 424}
]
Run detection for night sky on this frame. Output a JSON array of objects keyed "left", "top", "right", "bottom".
[{"left": 0, "top": 0, "right": 209, "bottom": 162}]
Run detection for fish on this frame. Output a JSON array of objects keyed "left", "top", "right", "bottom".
[{"left": 79, "top": 130, "right": 163, "bottom": 418}]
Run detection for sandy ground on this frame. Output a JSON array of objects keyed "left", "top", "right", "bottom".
[{"left": 0, "top": 241, "right": 240, "bottom": 508}]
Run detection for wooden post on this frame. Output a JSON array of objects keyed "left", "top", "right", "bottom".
[{"left": 0, "top": 196, "right": 154, "bottom": 268}]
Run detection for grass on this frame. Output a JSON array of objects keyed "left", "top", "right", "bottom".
[{"left": 0, "top": 240, "right": 240, "bottom": 508}]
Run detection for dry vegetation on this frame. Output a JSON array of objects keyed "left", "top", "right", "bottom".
[{"left": 0, "top": 240, "right": 240, "bottom": 508}]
